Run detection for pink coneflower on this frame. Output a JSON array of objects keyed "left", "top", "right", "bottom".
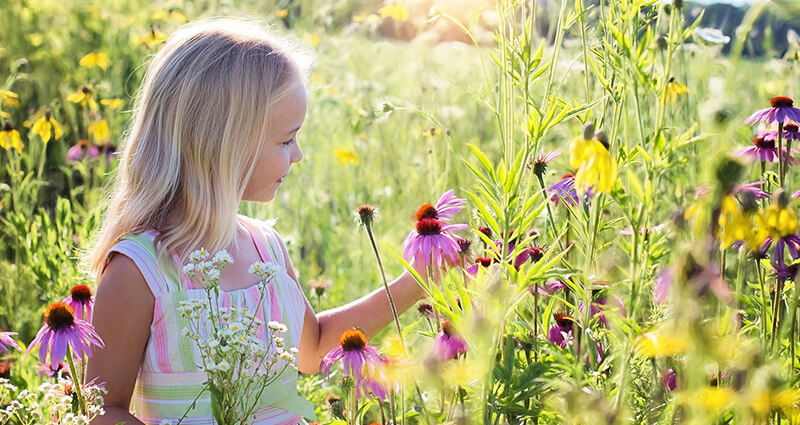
[
  {"left": 733, "top": 181, "right": 769, "bottom": 199},
  {"left": 64, "top": 285, "right": 94, "bottom": 322},
  {"left": 513, "top": 245, "right": 545, "bottom": 268},
  {"left": 66, "top": 140, "right": 100, "bottom": 161},
  {"left": 433, "top": 321, "right": 467, "bottom": 361},
  {"left": 415, "top": 190, "right": 466, "bottom": 223},
  {"left": 662, "top": 368, "right": 677, "bottom": 392},
  {"left": 734, "top": 131, "right": 799, "bottom": 164},
  {"left": 466, "top": 256, "right": 493, "bottom": 276},
  {"left": 26, "top": 302, "right": 104, "bottom": 369},
  {"left": 0, "top": 330, "right": 20, "bottom": 353},
  {"left": 547, "top": 314, "right": 574, "bottom": 349},
  {"left": 531, "top": 280, "right": 567, "bottom": 296},
  {"left": 403, "top": 218, "right": 467, "bottom": 267},
  {"left": 547, "top": 173, "right": 593, "bottom": 207},
  {"left": 99, "top": 142, "right": 117, "bottom": 167},
  {"left": 784, "top": 122, "right": 800, "bottom": 141},
  {"left": 745, "top": 96, "right": 800, "bottom": 126},
  {"left": 580, "top": 293, "right": 626, "bottom": 327},
  {"left": 530, "top": 149, "right": 560, "bottom": 177},
  {"left": 320, "top": 328, "right": 383, "bottom": 387}
]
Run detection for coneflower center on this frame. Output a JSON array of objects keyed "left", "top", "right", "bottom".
[
  {"left": 415, "top": 203, "right": 438, "bottom": 221},
  {"left": 771, "top": 96, "right": 794, "bottom": 108},
  {"left": 555, "top": 314, "right": 573, "bottom": 330},
  {"left": 339, "top": 329, "right": 367, "bottom": 351},
  {"left": 753, "top": 136, "right": 775, "bottom": 149},
  {"left": 416, "top": 218, "right": 443, "bottom": 235},
  {"left": 476, "top": 257, "right": 493, "bottom": 267},
  {"left": 786, "top": 123, "right": 799, "bottom": 132},
  {"left": 441, "top": 321, "right": 455, "bottom": 336},
  {"left": 70, "top": 285, "right": 93, "bottom": 303},
  {"left": 2, "top": 121, "right": 13, "bottom": 132},
  {"left": 45, "top": 302, "right": 75, "bottom": 331}
]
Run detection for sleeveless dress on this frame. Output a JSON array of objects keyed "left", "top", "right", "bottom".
[{"left": 102, "top": 215, "right": 317, "bottom": 425}]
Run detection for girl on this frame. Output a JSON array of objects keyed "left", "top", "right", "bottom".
[{"left": 84, "top": 18, "right": 431, "bottom": 425}]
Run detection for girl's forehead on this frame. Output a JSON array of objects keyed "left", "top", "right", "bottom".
[{"left": 269, "top": 83, "right": 307, "bottom": 133}]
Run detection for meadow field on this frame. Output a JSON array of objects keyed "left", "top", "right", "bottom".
[{"left": 2, "top": 0, "right": 800, "bottom": 423}]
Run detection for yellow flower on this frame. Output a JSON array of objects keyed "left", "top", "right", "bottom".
[
  {"left": 378, "top": 4, "right": 409, "bottom": 21},
  {"left": 135, "top": 29, "right": 168, "bottom": 49},
  {"left": 440, "top": 358, "right": 488, "bottom": 387},
  {"left": 89, "top": 119, "right": 109, "bottom": 142},
  {"left": 67, "top": 86, "right": 99, "bottom": 111},
  {"left": 666, "top": 77, "right": 689, "bottom": 102},
  {"left": 717, "top": 195, "right": 762, "bottom": 250},
  {"left": 755, "top": 204, "right": 799, "bottom": 242},
  {"left": 100, "top": 98, "right": 124, "bottom": 109},
  {"left": 151, "top": 9, "right": 187, "bottom": 22},
  {"left": 79, "top": 51, "right": 110, "bottom": 71},
  {"left": 31, "top": 112, "right": 62, "bottom": 144},
  {"left": 0, "top": 90, "right": 20, "bottom": 108},
  {"left": 697, "top": 387, "right": 735, "bottom": 413},
  {"left": 635, "top": 330, "right": 688, "bottom": 358},
  {"left": 334, "top": 149, "right": 360, "bottom": 165},
  {"left": 303, "top": 32, "right": 320, "bottom": 47},
  {"left": 353, "top": 14, "right": 367, "bottom": 23},
  {"left": 569, "top": 137, "right": 618, "bottom": 194},
  {"left": 422, "top": 126, "right": 442, "bottom": 137},
  {"left": 0, "top": 122, "right": 23, "bottom": 154},
  {"left": 274, "top": 8, "right": 289, "bottom": 18}
]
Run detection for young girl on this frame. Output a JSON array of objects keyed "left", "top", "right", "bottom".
[{"left": 84, "top": 18, "right": 431, "bottom": 425}]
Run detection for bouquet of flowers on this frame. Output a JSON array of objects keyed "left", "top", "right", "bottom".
[{"left": 177, "top": 249, "right": 297, "bottom": 425}]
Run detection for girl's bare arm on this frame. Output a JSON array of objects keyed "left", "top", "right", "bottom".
[
  {"left": 274, "top": 235, "right": 428, "bottom": 374},
  {"left": 87, "top": 254, "right": 153, "bottom": 425}
]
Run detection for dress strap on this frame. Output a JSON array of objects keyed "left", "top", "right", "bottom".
[
  {"left": 102, "top": 231, "right": 178, "bottom": 298},
  {"left": 239, "top": 217, "right": 283, "bottom": 324}
]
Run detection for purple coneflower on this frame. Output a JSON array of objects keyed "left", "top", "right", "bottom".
[
  {"left": 320, "top": 328, "right": 383, "bottom": 386},
  {"left": 548, "top": 173, "right": 593, "bottom": 207},
  {"left": 662, "top": 368, "right": 677, "bottom": 392},
  {"left": 0, "top": 330, "right": 20, "bottom": 353},
  {"left": 466, "top": 256, "right": 493, "bottom": 276},
  {"left": 547, "top": 314, "right": 574, "bottom": 349},
  {"left": 415, "top": 190, "right": 466, "bottom": 223},
  {"left": 745, "top": 96, "right": 800, "bottom": 126},
  {"left": 784, "top": 122, "right": 800, "bottom": 141},
  {"left": 403, "top": 218, "right": 467, "bottom": 267},
  {"left": 64, "top": 285, "right": 94, "bottom": 322},
  {"left": 66, "top": 140, "right": 100, "bottom": 161},
  {"left": 734, "top": 131, "right": 798, "bottom": 164},
  {"left": 733, "top": 181, "right": 769, "bottom": 199},
  {"left": 433, "top": 321, "right": 467, "bottom": 361},
  {"left": 654, "top": 268, "right": 672, "bottom": 304},
  {"left": 513, "top": 245, "right": 545, "bottom": 268},
  {"left": 580, "top": 293, "right": 626, "bottom": 327},
  {"left": 26, "top": 302, "right": 104, "bottom": 369},
  {"left": 531, "top": 149, "right": 560, "bottom": 177},
  {"left": 531, "top": 280, "right": 567, "bottom": 296}
]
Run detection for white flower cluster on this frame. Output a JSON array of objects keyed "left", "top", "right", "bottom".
[
  {"left": 176, "top": 250, "right": 297, "bottom": 424},
  {"left": 0, "top": 377, "right": 106, "bottom": 424}
]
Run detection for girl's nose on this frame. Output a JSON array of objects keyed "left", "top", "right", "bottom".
[{"left": 291, "top": 142, "right": 303, "bottom": 163}]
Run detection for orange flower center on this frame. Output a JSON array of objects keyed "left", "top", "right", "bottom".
[
  {"left": 753, "top": 136, "right": 775, "bottom": 149},
  {"left": 416, "top": 218, "right": 443, "bottom": 235},
  {"left": 339, "top": 328, "right": 367, "bottom": 351},
  {"left": 771, "top": 96, "right": 794, "bottom": 108},
  {"left": 415, "top": 203, "right": 438, "bottom": 221},
  {"left": 70, "top": 285, "right": 93, "bottom": 303},
  {"left": 786, "top": 123, "right": 799, "bottom": 132},
  {"left": 44, "top": 302, "right": 75, "bottom": 331},
  {"left": 442, "top": 320, "right": 455, "bottom": 336}
]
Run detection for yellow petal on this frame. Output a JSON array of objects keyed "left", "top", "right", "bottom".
[
  {"left": 100, "top": 98, "right": 124, "bottom": 109},
  {"left": 378, "top": 4, "right": 409, "bottom": 21},
  {"left": 275, "top": 8, "right": 288, "bottom": 17},
  {"left": 51, "top": 119, "right": 62, "bottom": 140},
  {"left": 67, "top": 92, "right": 85, "bottom": 103},
  {"left": 89, "top": 119, "right": 109, "bottom": 141}
]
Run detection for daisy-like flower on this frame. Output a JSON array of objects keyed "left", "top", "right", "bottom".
[
  {"left": 66, "top": 140, "right": 100, "bottom": 162},
  {"left": 67, "top": 86, "right": 99, "bottom": 111},
  {"left": 414, "top": 190, "right": 466, "bottom": 223},
  {"left": 79, "top": 51, "right": 110, "bottom": 71},
  {"left": 0, "top": 330, "right": 21, "bottom": 353},
  {"left": 465, "top": 256, "right": 493, "bottom": 276},
  {"left": 734, "top": 131, "right": 798, "bottom": 164},
  {"left": 402, "top": 218, "right": 467, "bottom": 267},
  {"left": 733, "top": 181, "right": 769, "bottom": 199},
  {"left": 754, "top": 202, "right": 800, "bottom": 268},
  {"left": 31, "top": 111, "right": 63, "bottom": 144},
  {"left": 666, "top": 77, "right": 689, "bottom": 102},
  {"left": 784, "top": 122, "right": 800, "bottom": 141},
  {"left": 26, "top": 301, "right": 104, "bottom": 369},
  {"left": 569, "top": 127, "right": 618, "bottom": 194},
  {"left": 548, "top": 174, "right": 593, "bottom": 207},
  {"left": 745, "top": 96, "right": 800, "bottom": 126},
  {"left": 0, "top": 121, "right": 23, "bottom": 154},
  {"left": 320, "top": 328, "right": 383, "bottom": 387},
  {"left": 433, "top": 321, "right": 467, "bottom": 361},
  {"left": 547, "top": 314, "right": 574, "bottom": 349},
  {"left": 64, "top": 285, "right": 95, "bottom": 322},
  {"left": 530, "top": 149, "right": 560, "bottom": 178}
]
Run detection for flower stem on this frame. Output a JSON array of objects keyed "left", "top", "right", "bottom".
[
  {"left": 65, "top": 346, "right": 87, "bottom": 416},
  {"left": 779, "top": 121, "right": 785, "bottom": 188},
  {"left": 364, "top": 222, "right": 406, "bottom": 353}
]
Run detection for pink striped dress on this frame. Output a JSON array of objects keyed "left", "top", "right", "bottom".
[{"left": 103, "top": 215, "right": 317, "bottom": 424}]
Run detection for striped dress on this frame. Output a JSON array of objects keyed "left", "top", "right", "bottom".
[{"left": 103, "top": 215, "right": 317, "bottom": 424}]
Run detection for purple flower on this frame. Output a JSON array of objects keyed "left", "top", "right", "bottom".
[
  {"left": 763, "top": 235, "right": 800, "bottom": 270},
  {"left": 26, "top": 302, "right": 104, "bottom": 369},
  {"left": 745, "top": 96, "right": 800, "bottom": 126},
  {"left": 513, "top": 245, "right": 545, "bottom": 268},
  {"left": 654, "top": 268, "right": 672, "bottom": 304},
  {"left": 403, "top": 218, "right": 467, "bottom": 267},
  {"left": 414, "top": 190, "right": 466, "bottom": 223},
  {"left": 320, "top": 328, "right": 383, "bottom": 388},
  {"left": 530, "top": 149, "right": 560, "bottom": 177},
  {"left": 734, "top": 130, "right": 799, "bottom": 164},
  {"left": 531, "top": 280, "right": 567, "bottom": 296},
  {"left": 433, "top": 321, "right": 467, "bottom": 361},
  {"left": 548, "top": 174, "right": 593, "bottom": 207},
  {"left": 547, "top": 314, "right": 574, "bottom": 349},
  {"left": 784, "top": 122, "right": 800, "bottom": 141},
  {"left": 63, "top": 285, "right": 94, "bottom": 322},
  {"left": 579, "top": 292, "right": 626, "bottom": 327},
  {"left": 0, "top": 331, "right": 20, "bottom": 354},
  {"left": 662, "top": 368, "right": 677, "bottom": 392},
  {"left": 66, "top": 140, "right": 100, "bottom": 161},
  {"left": 733, "top": 181, "right": 770, "bottom": 199}
]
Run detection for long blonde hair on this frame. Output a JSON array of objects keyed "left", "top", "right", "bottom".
[{"left": 83, "top": 17, "right": 310, "bottom": 283}]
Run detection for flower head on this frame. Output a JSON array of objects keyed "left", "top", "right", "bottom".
[
  {"left": 320, "top": 328, "right": 383, "bottom": 387},
  {"left": 531, "top": 149, "right": 560, "bottom": 178},
  {"left": 308, "top": 278, "right": 333, "bottom": 296},
  {"left": 30, "top": 111, "right": 62, "bottom": 144},
  {"left": 745, "top": 96, "right": 800, "bottom": 126},
  {"left": 402, "top": 218, "right": 467, "bottom": 267},
  {"left": 548, "top": 173, "right": 593, "bottom": 207},
  {"left": 356, "top": 204, "right": 377, "bottom": 227},
  {"left": 0, "top": 121, "right": 23, "bottom": 154},
  {"left": 547, "top": 314, "right": 574, "bottom": 348},
  {"left": 570, "top": 126, "right": 618, "bottom": 194},
  {"left": 415, "top": 190, "right": 466, "bottom": 223},
  {"left": 433, "top": 321, "right": 467, "bottom": 361},
  {"left": 64, "top": 285, "right": 95, "bottom": 322},
  {"left": 734, "top": 131, "right": 798, "bottom": 164},
  {"left": 26, "top": 302, "right": 104, "bottom": 369},
  {"left": 66, "top": 140, "right": 100, "bottom": 162},
  {"left": 0, "top": 330, "right": 21, "bottom": 354}
]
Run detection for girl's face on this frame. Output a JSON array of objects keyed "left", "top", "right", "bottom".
[{"left": 243, "top": 81, "right": 307, "bottom": 202}]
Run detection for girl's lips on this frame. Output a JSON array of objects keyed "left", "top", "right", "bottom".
[{"left": 277, "top": 177, "right": 283, "bottom": 183}]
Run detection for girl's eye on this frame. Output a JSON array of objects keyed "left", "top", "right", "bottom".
[{"left": 282, "top": 138, "right": 295, "bottom": 146}]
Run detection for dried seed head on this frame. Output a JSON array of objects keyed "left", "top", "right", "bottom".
[{"left": 356, "top": 204, "right": 376, "bottom": 227}]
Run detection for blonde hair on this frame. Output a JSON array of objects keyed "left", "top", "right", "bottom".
[{"left": 82, "top": 17, "right": 311, "bottom": 283}]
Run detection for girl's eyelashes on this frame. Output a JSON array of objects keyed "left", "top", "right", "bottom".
[{"left": 282, "top": 137, "right": 296, "bottom": 146}]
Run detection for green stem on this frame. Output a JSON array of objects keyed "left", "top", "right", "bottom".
[
  {"left": 364, "top": 222, "right": 406, "bottom": 353},
  {"left": 65, "top": 346, "right": 86, "bottom": 416}
]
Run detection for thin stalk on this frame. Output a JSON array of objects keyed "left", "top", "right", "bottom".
[
  {"left": 363, "top": 221, "right": 406, "bottom": 352},
  {"left": 757, "top": 261, "right": 769, "bottom": 348},
  {"left": 536, "top": 174, "right": 565, "bottom": 251},
  {"left": 778, "top": 122, "right": 785, "bottom": 188},
  {"left": 65, "top": 346, "right": 86, "bottom": 416}
]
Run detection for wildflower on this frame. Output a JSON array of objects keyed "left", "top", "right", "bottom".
[
  {"left": 26, "top": 301, "right": 104, "bottom": 369},
  {"left": 717, "top": 195, "right": 760, "bottom": 250},
  {"left": 580, "top": 291, "right": 626, "bottom": 327},
  {"left": 66, "top": 140, "right": 100, "bottom": 162},
  {"left": 79, "top": 51, "right": 110, "bottom": 71},
  {"left": 666, "top": 77, "right": 689, "bottom": 102},
  {"left": 98, "top": 142, "right": 116, "bottom": 167},
  {"left": 570, "top": 124, "right": 618, "bottom": 194},
  {"left": 402, "top": 218, "right": 467, "bottom": 267},
  {"left": 530, "top": 149, "right": 560, "bottom": 178},
  {"left": 433, "top": 321, "right": 467, "bottom": 361},
  {"left": 636, "top": 330, "right": 688, "bottom": 358},
  {"left": 696, "top": 387, "right": 735, "bottom": 413},
  {"left": 356, "top": 204, "right": 376, "bottom": 227},
  {"left": 67, "top": 86, "right": 99, "bottom": 111},
  {"left": 31, "top": 111, "right": 62, "bottom": 144},
  {"left": 320, "top": 328, "right": 383, "bottom": 387},
  {"left": 99, "top": 98, "right": 124, "bottom": 109},
  {"left": 548, "top": 173, "right": 593, "bottom": 207},
  {"left": 745, "top": 96, "right": 800, "bottom": 126},
  {"left": 136, "top": 28, "right": 168, "bottom": 49},
  {"left": 547, "top": 314, "right": 574, "bottom": 348},
  {"left": 0, "top": 121, "right": 23, "bottom": 154},
  {"left": 662, "top": 368, "right": 678, "bottom": 392},
  {"left": 733, "top": 181, "right": 770, "bottom": 200},
  {"left": 64, "top": 285, "right": 95, "bottom": 322},
  {"left": 532, "top": 280, "right": 567, "bottom": 295},
  {"left": 0, "top": 90, "right": 20, "bottom": 108},
  {"left": 274, "top": 8, "right": 289, "bottom": 18},
  {"left": 417, "top": 302, "right": 434, "bottom": 318},
  {"left": 88, "top": 119, "right": 109, "bottom": 142},
  {"left": 0, "top": 330, "right": 21, "bottom": 353},
  {"left": 513, "top": 245, "right": 545, "bottom": 268},
  {"left": 414, "top": 190, "right": 466, "bottom": 223},
  {"left": 308, "top": 278, "right": 333, "bottom": 296},
  {"left": 784, "top": 122, "right": 800, "bottom": 141},
  {"left": 378, "top": 4, "right": 409, "bottom": 21},
  {"left": 734, "top": 131, "right": 798, "bottom": 164},
  {"left": 333, "top": 148, "right": 359, "bottom": 165},
  {"left": 654, "top": 268, "right": 672, "bottom": 304},
  {"left": 754, "top": 200, "right": 800, "bottom": 267}
]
